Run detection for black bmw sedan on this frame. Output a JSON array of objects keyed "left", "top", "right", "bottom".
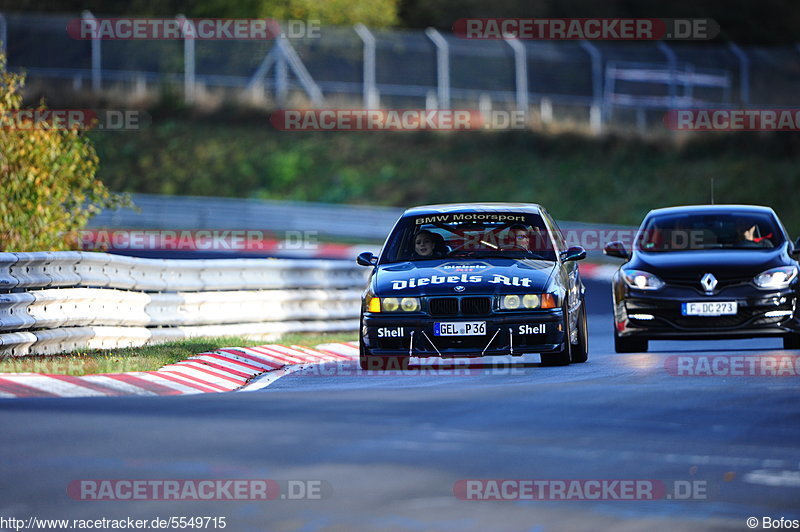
[
  {"left": 604, "top": 205, "right": 800, "bottom": 353},
  {"left": 355, "top": 203, "right": 588, "bottom": 369}
]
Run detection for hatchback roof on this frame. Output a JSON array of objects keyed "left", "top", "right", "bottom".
[{"left": 646, "top": 204, "right": 777, "bottom": 217}]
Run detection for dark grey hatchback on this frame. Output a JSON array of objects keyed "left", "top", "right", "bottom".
[{"left": 604, "top": 205, "right": 800, "bottom": 353}]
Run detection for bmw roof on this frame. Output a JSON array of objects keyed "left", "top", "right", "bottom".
[{"left": 402, "top": 203, "right": 545, "bottom": 217}]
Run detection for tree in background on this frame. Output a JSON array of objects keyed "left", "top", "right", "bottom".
[
  {"left": 0, "top": 54, "right": 125, "bottom": 251},
  {"left": 0, "top": 0, "right": 399, "bottom": 27},
  {"left": 3, "top": 0, "right": 799, "bottom": 42},
  {"left": 193, "top": 0, "right": 399, "bottom": 26},
  {"left": 397, "top": 0, "right": 800, "bottom": 44}
]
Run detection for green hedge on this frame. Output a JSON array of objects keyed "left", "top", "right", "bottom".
[{"left": 90, "top": 116, "right": 800, "bottom": 235}]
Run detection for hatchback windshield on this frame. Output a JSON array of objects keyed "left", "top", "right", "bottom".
[
  {"left": 637, "top": 212, "right": 784, "bottom": 251},
  {"left": 381, "top": 212, "right": 557, "bottom": 262}
]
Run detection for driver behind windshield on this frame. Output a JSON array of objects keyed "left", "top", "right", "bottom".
[
  {"left": 505, "top": 224, "right": 531, "bottom": 251},
  {"left": 505, "top": 224, "right": 550, "bottom": 253},
  {"left": 736, "top": 219, "right": 774, "bottom": 248}
]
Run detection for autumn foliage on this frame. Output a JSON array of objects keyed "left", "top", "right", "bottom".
[{"left": 0, "top": 54, "right": 124, "bottom": 251}]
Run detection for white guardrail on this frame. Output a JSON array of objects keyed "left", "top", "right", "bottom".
[{"left": 0, "top": 252, "right": 368, "bottom": 356}]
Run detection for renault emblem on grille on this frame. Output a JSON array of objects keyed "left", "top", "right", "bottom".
[
  {"left": 454, "top": 285, "right": 465, "bottom": 292},
  {"left": 700, "top": 273, "right": 718, "bottom": 293}
]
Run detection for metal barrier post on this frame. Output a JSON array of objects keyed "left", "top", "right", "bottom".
[{"left": 425, "top": 28, "right": 450, "bottom": 110}]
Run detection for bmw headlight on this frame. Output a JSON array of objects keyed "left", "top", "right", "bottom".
[
  {"left": 754, "top": 266, "right": 798, "bottom": 289},
  {"left": 382, "top": 297, "right": 400, "bottom": 312},
  {"left": 622, "top": 269, "right": 665, "bottom": 291},
  {"left": 499, "top": 293, "right": 558, "bottom": 310},
  {"left": 400, "top": 297, "right": 421, "bottom": 312},
  {"left": 501, "top": 294, "right": 521, "bottom": 310},
  {"left": 366, "top": 296, "right": 422, "bottom": 313}
]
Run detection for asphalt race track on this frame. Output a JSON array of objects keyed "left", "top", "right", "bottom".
[{"left": 1, "top": 279, "right": 799, "bottom": 532}]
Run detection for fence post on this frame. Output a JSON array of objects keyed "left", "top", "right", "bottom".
[
  {"left": 0, "top": 13, "right": 7, "bottom": 56},
  {"left": 540, "top": 97, "right": 552, "bottom": 124},
  {"left": 728, "top": 42, "right": 750, "bottom": 105},
  {"left": 657, "top": 41, "right": 678, "bottom": 110},
  {"left": 177, "top": 15, "right": 196, "bottom": 104},
  {"left": 478, "top": 93, "right": 492, "bottom": 114},
  {"left": 636, "top": 108, "right": 646, "bottom": 134},
  {"left": 248, "top": 37, "right": 322, "bottom": 105},
  {"left": 504, "top": 36, "right": 528, "bottom": 116},
  {"left": 354, "top": 24, "right": 378, "bottom": 108},
  {"left": 425, "top": 28, "right": 450, "bottom": 109},
  {"left": 82, "top": 10, "right": 101, "bottom": 91},
  {"left": 275, "top": 48, "right": 288, "bottom": 105},
  {"left": 602, "top": 63, "right": 616, "bottom": 123},
  {"left": 579, "top": 40, "right": 603, "bottom": 134}
]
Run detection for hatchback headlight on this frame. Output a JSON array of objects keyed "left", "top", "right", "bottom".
[
  {"left": 622, "top": 269, "right": 665, "bottom": 291},
  {"left": 499, "top": 293, "right": 558, "bottom": 310},
  {"left": 754, "top": 266, "right": 798, "bottom": 289}
]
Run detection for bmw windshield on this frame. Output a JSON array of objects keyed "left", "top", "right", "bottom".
[{"left": 380, "top": 212, "right": 558, "bottom": 263}]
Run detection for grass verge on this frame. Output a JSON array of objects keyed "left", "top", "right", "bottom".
[{"left": 0, "top": 333, "right": 357, "bottom": 377}]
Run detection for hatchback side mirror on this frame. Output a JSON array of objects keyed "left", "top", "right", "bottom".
[
  {"left": 561, "top": 246, "right": 587, "bottom": 262},
  {"left": 603, "top": 241, "right": 630, "bottom": 259},
  {"left": 356, "top": 251, "right": 378, "bottom": 266},
  {"left": 792, "top": 237, "right": 800, "bottom": 260}
]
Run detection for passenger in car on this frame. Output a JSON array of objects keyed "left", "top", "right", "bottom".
[
  {"left": 413, "top": 230, "right": 448, "bottom": 258},
  {"left": 413, "top": 230, "right": 435, "bottom": 257}
]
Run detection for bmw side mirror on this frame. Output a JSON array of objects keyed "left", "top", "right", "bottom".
[
  {"left": 561, "top": 246, "right": 587, "bottom": 262},
  {"left": 603, "top": 241, "right": 630, "bottom": 259},
  {"left": 356, "top": 252, "right": 378, "bottom": 266}
]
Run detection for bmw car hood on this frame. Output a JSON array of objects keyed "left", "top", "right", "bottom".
[
  {"left": 373, "top": 258, "right": 557, "bottom": 296},
  {"left": 631, "top": 247, "right": 788, "bottom": 279}
]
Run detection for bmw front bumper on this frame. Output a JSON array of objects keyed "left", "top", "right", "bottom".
[{"left": 361, "top": 310, "right": 567, "bottom": 358}]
